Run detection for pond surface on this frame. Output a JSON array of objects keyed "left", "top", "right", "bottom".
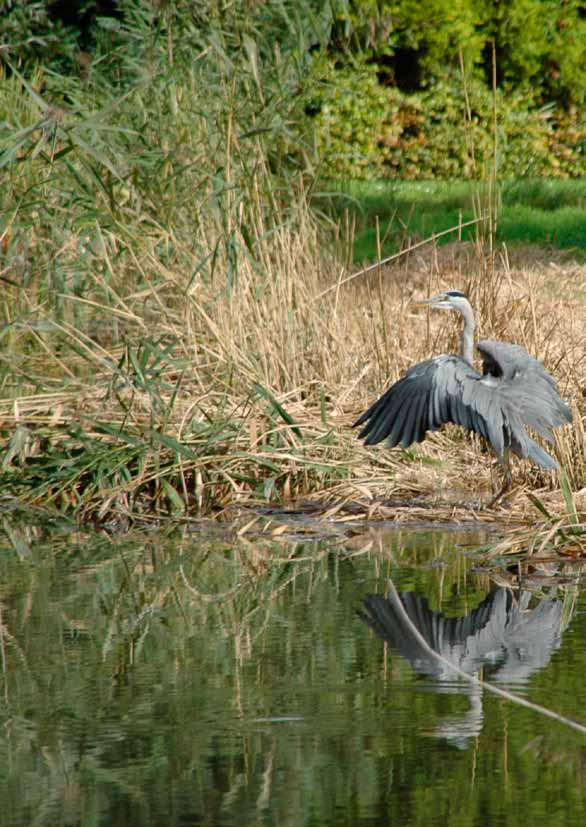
[{"left": 1, "top": 519, "right": 586, "bottom": 826}]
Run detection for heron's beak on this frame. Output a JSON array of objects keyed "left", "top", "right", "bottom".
[{"left": 417, "top": 292, "right": 448, "bottom": 308}]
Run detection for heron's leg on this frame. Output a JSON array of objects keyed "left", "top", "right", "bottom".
[{"left": 487, "top": 450, "right": 513, "bottom": 508}]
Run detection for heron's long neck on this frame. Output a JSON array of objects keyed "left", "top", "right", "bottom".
[{"left": 459, "top": 302, "right": 476, "bottom": 366}]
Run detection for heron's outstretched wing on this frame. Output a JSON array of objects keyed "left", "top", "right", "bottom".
[
  {"left": 354, "top": 344, "right": 571, "bottom": 468},
  {"left": 353, "top": 354, "right": 495, "bottom": 451}
]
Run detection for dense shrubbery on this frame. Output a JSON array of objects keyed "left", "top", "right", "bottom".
[
  {"left": 330, "top": 0, "right": 586, "bottom": 107},
  {"left": 311, "top": 0, "right": 585, "bottom": 178},
  {"left": 1, "top": 0, "right": 585, "bottom": 179},
  {"left": 0, "top": 0, "right": 119, "bottom": 70},
  {"left": 307, "top": 59, "right": 585, "bottom": 178}
]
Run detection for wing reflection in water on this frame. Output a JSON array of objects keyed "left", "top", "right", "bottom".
[{"left": 360, "top": 586, "right": 571, "bottom": 748}]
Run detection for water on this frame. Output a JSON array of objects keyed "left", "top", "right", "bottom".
[{"left": 2, "top": 520, "right": 586, "bottom": 826}]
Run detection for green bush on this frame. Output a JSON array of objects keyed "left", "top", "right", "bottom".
[
  {"left": 0, "top": 0, "right": 82, "bottom": 69},
  {"left": 330, "top": 0, "right": 586, "bottom": 107},
  {"left": 3, "top": 1, "right": 584, "bottom": 181},
  {"left": 307, "top": 60, "right": 585, "bottom": 179}
]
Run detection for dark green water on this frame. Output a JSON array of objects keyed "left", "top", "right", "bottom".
[{"left": 1, "top": 520, "right": 586, "bottom": 826}]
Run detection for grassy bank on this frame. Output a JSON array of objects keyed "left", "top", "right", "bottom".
[
  {"left": 327, "top": 179, "right": 586, "bottom": 264},
  {"left": 0, "top": 18, "right": 585, "bottom": 526}
]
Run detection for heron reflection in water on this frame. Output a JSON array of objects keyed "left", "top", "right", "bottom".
[
  {"left": 360, "top": 585, "right": 572, "bottom": 748},
  {"left": 354, "top": 291, "right": 572, "bottom": 502}
]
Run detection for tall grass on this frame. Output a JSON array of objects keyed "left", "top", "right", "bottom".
[
  {"left": 0, "top": 6, "right": 584, "bottom": 522},
  {"left": 0, "top": 6, "right": 374, "bottom": 518}
]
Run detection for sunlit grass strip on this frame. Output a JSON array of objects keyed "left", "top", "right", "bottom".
[{"left": 333, "top": 179, "right": 586, "bottom": 264}]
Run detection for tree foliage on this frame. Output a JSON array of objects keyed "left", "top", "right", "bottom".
[
  {"left": 307, "top": 58, "right": 585, "bottom": 178},
  {"left": 330, "top": 0, "right": 586, "bottom": 105},
  {"left": 1, "top": 0, "right": 584, "bottom": 178}
]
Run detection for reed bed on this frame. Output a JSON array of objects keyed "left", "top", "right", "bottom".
[
  {"left": 1, "top": 229, "right": 584, "bottom": 526},
  {"left": 0, "top": 15, "right": 585, "bottom": 529}
]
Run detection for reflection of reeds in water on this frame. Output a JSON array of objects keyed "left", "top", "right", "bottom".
[
  {"left": 1, "top": 520, "right": 585, "bottom": 821},
  {"left": 0, "top": 520, "right": 493, "bottom": 673}
]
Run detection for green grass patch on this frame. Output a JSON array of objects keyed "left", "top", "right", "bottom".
[{"left": 324, "top": 179, "right": 586, "bottom": 263}]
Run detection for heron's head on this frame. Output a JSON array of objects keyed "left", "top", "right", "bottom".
[{"left": 419, "top": 290, "right": 470, "bottom": 313}]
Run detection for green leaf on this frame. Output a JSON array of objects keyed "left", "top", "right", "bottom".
[
  {"left": 253, "top": 383, "right": 302, "bottom": 437},
  {"left": 159, "top": 478, "right": 186, "bottom": 514},
  {"left": 152, "top": 431, "right": 198, "bottom": 461},
  {"left": 526, "top": 492, "right": 553, "bottom": 520},
  {"left": 559, "top": 469, "right": 580, "bottom": 531},
  {"left": 263, "top": 477, "right": 276, "bottom": 500}
]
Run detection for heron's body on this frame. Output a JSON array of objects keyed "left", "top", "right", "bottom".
[{"left": 354, "top": 291, "right": 571, "bottom": 490}]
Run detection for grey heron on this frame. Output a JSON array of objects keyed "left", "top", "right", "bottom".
[{"left": 354, "top": 290, "right": 572, "bottom": 498}]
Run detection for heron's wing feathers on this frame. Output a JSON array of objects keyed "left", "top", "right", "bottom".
[
  {"left": 354, "top": 354, "right": 498, "bottom": 449},
  {"left": 477, "top": 340, "right": 573, "bottom": 440},
  {"left": 354, "top": 345, "right": 571, "bottom": 469}
]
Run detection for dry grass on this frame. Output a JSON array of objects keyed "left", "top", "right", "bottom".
[
  {"left": 0, "top": 34, "right": 584, "bottom": 528},
  {"left": 1, "top": 216, "right": 584, "bottom": 526}
]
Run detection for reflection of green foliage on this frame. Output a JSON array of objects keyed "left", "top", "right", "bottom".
[{"left": 1, "top": 522, "right": 586, "bottom": 824}]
